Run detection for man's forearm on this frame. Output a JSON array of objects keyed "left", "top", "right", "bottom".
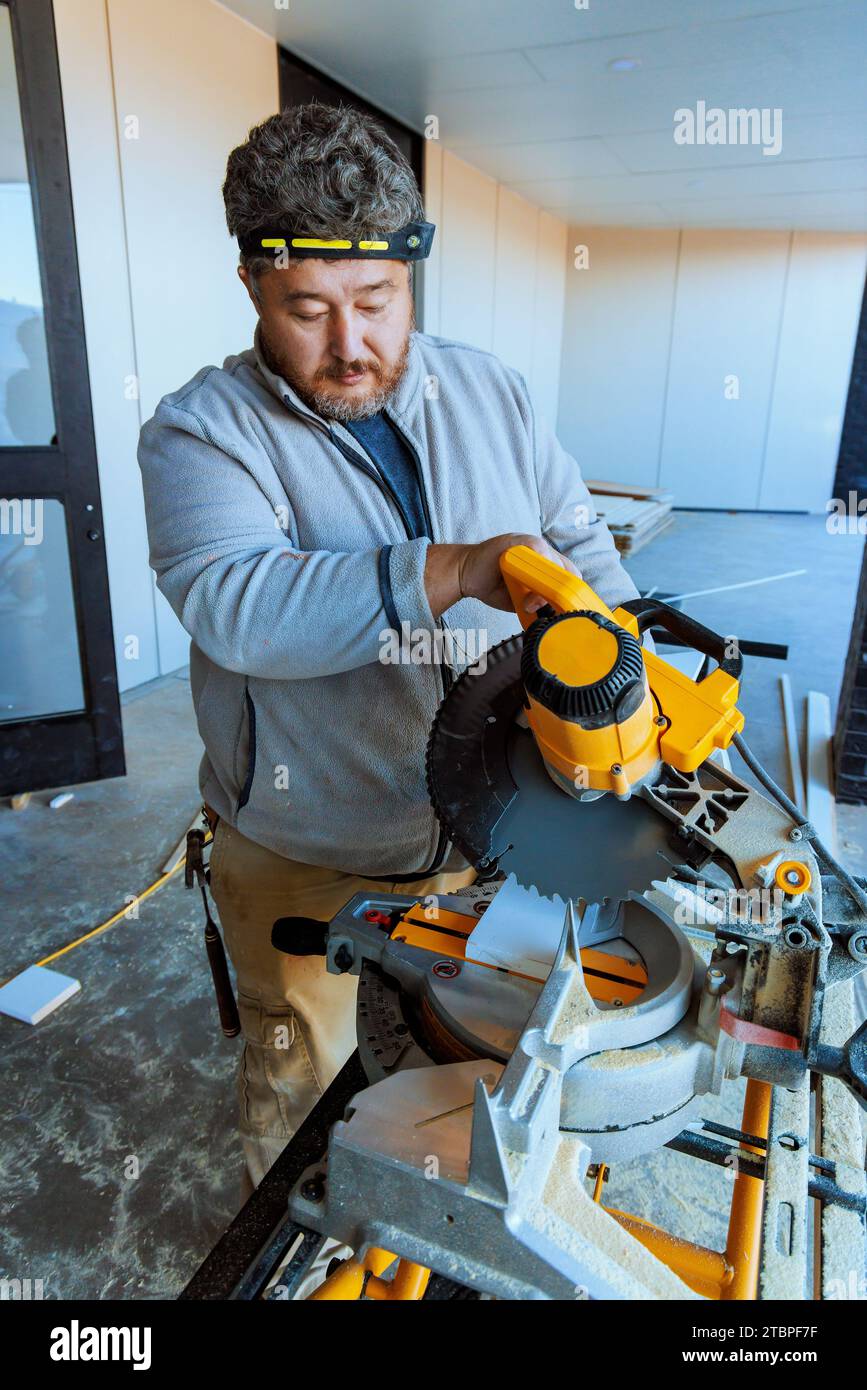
[
  {"left": 424, "top": 533, "right": 580, "bottom": 620},
  {"left": 424, "top": 543, "right": 466, "bottom": 618}
]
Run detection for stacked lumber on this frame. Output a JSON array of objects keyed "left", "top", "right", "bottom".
[{"left": 586, "top": 479, "right": 674, "bottom": 556}]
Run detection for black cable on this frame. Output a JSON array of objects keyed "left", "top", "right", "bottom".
[{"left": 731, "top": 731, "right": 867, "bottom": 918}]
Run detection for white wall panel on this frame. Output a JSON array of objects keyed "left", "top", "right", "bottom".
[
  {"left": 529, "top": 211, "right": 567, "bottom": 425},
  {"left": 492, "top": 185, "right": 538, "bottom": 380},
  {"left": 659, "top": 229, "right": 790, "bottom": 509},
  {"left": 437, "top": 149, "right": 498, "bottom": 352},
  {"left": 557, "top": 226, "right": 679, "bottom": 486},
  {"left": 420, "top": 139, "right": 443, "bottom": 337},
  {"left": 760, "top": 232, "right": 867, "bottom": 511},
  {"left": 424, "top": 148, "right": 568, "bottom": 422},
  {"left": 559, "top": 224, "right": 865, "bottom": 511},
  {"left": 106, "top": 0, "right": 277, "bottom": 424}
]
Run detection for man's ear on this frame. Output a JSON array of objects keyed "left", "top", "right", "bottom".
[{"left": 238, "top": 265, "right": 261, "bottom": 312}]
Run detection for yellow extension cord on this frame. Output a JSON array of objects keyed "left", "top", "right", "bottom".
[{"left": 5, "top": 830, "right": 212, "bottom": 983}]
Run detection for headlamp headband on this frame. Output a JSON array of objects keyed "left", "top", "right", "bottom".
[{"left": 237, "top": 219, "right": 435, "bottom": 261}]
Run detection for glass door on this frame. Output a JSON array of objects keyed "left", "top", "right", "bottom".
[{"left": 0, "top": 0, "right": 124, "bottom": 794}]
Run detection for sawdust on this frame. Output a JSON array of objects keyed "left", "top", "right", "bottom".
[
  {"left": 821, "top": 1204, "right": 867, "bottom": 1298},
  {"left": 581, "top": 1037, "right": 684, "bottom": 1070},
  {"left": 533, "top": 1137, "right": 698, "bottom": 1300},
  {"left": 821, "top": 1075, "right": 866, "bottom": 1167},
  {"left": 602, "top": 1075, "right": 749, "bottom": 1253},
  {"left": 819, "top": 980, "right": 867, "bottom": 1163}
]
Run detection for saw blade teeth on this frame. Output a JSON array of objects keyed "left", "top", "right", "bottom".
[{"left": 502, "top": 871, "right": 567, "bottom": 910}]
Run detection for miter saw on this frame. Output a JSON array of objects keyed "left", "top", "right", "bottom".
[{"left": 191, "top": 545, "right": 867, "bottom": 1302}]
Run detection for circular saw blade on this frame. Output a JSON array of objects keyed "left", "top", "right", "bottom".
[
  {"left": 426, "top": 635, "right": 525, "bottom": 868},
  {"left": 493, "top": 724, "right": 674, "bottom": 903},
  {"left": 426, "top": 636, "right": 672, "bottom": 903}
]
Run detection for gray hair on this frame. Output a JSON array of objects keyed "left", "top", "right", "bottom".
[{"left": 223, "top": 101, "right": 424, "bottom": 282}]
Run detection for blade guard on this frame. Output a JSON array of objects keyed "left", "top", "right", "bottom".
[{"left": 500, "top": 545, "right": 744, "bottom": 775}]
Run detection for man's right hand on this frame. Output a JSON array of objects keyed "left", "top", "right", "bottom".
[{"left": 424, "top": 533, "right": 580, "bottom": 620}]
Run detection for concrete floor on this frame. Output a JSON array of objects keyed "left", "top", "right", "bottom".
[
  {"left": 0, "top": 673, "right": 240, "bottom": 1299},
  {"left": 1, "top": 510, "right": 865, "bottom": 1298}
]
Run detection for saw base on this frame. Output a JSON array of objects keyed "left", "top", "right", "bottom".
[{"left": 353, "top": 884, "right": 710, "bottom": 1162}]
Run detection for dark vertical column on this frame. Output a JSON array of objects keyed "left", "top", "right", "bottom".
[
  {"left": 833, "top": 275, "right": 867, "bottom": 501},
  {"left": 833, "top": 273, "right": 867, "bottom": 803},
  {"left": 835, "top": 540, "right": 867, "bottom": 803}
]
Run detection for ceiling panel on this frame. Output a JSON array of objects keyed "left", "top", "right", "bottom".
[
  {"left": 425, "top": 49, "right": 543, "bottom": 93},
  {"left": 221, "top": 0, "right": 847, "bottom": 60},
  {"left": 604, "top": 112, "right": 867, "bottom": 174},
  {"left": 453, "top": 137, "right": 628, "bottom": 183},
  {"left": 560, "top": 202, "right": 672, "bottom": 226},
  {"left": 526, "top": 3, "right": 864, "bottom": 82},
  {"left": 514, "top": 158, "right": 867, "bottom": 208},
  {"left": 219, "top": 0, "right": 867, "bottom": 229}
]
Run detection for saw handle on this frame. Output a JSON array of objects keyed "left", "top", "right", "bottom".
[
  {"left": 272, "top": 917, "right": 328, "bottom": 956},
  {"left": 499, "top": 546, "right": 743, "bottom": 683},
  {"left": 618, "top": 597, "right": 744, "bottom": 680},
  {"left": 499, "top": 544, "right": 600, "bottom": 627}
]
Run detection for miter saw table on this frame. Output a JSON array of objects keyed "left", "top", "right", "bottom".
[{"left": 183, "top": 547, "right": 867, "bottom": 1302}]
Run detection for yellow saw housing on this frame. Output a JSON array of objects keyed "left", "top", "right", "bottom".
[{"left": 500, "top": 545, "right": 744, "bottom": 798}]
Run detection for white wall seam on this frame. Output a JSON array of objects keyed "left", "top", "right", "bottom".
[
  {"left": 101, "top": 0, "right": 159, "bottom": 669},
  {"left": 757, "top": 229, "right": 795, "bottom": 511},
  {"left": 528, "top": 204, "right": 542, "bottom": 396},
  {"left": 655, "top": 227, "right": 683, "bottom": 491}
]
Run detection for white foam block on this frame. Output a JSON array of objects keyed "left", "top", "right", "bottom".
[
  {"left": 0, "top": 964, "right": 81, "bottom": 1024},
  {"left": 466, "top": 875, "right": 566, "bottom": 981}
]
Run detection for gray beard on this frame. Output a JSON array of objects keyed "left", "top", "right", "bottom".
[
  {"left": 260, "top": 329, "right": 412, "bottom": 424},
  {"left": 304, "top": 379, "right": 398, "bottom": 423}
]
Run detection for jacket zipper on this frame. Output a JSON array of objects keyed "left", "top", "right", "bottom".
[
  {"left": 281, "top": 395, "right": 452, "bottom": 876},
  {"left": 392, "top": 420, "right": 457, "bottom": 696}
]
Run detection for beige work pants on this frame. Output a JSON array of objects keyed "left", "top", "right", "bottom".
[{"left": 208, "top": 818, "right": 475, "bottom": 1190}]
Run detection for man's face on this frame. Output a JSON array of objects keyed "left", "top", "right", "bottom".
[{"left": 240, "top": 258, "right": 414, "bottom": 422}]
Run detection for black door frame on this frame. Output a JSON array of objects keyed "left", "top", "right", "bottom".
[{"left": 1, "top": 0, "right": 124, "bottom": 794}]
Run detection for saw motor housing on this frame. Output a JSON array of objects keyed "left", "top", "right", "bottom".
[{"left": 501, "top": 545, "right": 745, "bottom": 799}]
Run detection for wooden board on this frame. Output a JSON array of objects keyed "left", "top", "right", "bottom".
[{"left": 586, "top": 478, "right": 674, "bottom": 503}]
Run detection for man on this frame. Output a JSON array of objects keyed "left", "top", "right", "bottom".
[{"left": 138, "top": 101, "right": 639, "bottom": 1191}]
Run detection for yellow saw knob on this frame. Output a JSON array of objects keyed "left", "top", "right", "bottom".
[{"left": 522, "top": 609, "right": 646, "bottom": 726}]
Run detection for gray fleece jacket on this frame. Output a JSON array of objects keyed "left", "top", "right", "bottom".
[{"left": 137, "top": 327, "right": 638, "bottom": 877}]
